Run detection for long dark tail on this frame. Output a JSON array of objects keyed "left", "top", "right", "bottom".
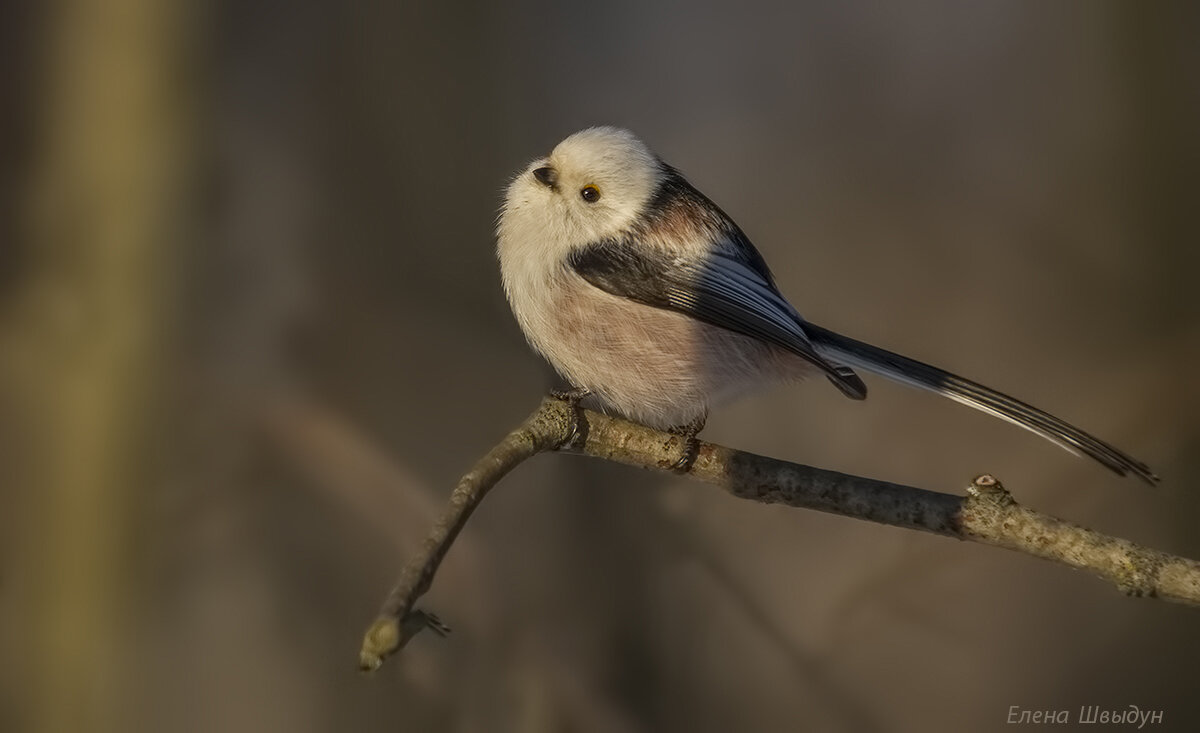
[{"left": 805, "top": 322, "right": 1158, "bottom": 484}]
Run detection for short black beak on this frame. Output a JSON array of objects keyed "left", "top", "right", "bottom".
[{"left": 532, "top": 166, "right": 557, "bottom": 188}]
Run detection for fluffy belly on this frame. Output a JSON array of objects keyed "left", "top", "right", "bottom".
[{"left": 529, "top": 278, "right": 798, "bottom": 428}]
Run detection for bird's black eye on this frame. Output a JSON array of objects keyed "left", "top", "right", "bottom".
[{"left": 580, "top": 185, "right": 601, "bottom": 203}]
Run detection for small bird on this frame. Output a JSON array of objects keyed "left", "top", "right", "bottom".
[{"left": 496, "top": 127, "right": 1156, "bottom": 483}]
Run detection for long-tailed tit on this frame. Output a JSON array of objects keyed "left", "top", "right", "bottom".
[{"left": 496, "top": 127, "right": 1156, "bottom": 483}]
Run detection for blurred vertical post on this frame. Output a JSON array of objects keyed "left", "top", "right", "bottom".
[{"left": 17, "top": 1, "right": 196, "bottom": 731}]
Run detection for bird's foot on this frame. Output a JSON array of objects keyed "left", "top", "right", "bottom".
[
  {"left": 667, "top": 414, "right": 707, "bottom": 473},
  {"left": 550, "top": 386, "right": 591, "bottom": 449}
]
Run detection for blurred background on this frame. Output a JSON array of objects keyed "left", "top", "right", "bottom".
[{"left": 2, "top": 1, "right": 1198, "bottom": 731}]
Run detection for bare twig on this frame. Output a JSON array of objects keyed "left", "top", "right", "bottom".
[
  {"left": 359, "top": 397, "right": 1198, "bottom": 671},
  {"left": 359, "top": 400, "right": 568, "bottom": 670}
]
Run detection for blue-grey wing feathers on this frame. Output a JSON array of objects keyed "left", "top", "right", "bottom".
[{"left": 570, "top": 241, "right": 869, "bottom": 400}]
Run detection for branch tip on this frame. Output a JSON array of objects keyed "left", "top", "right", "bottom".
[{"left": 359, "top": 616, "right": 400, "bottom": 672}]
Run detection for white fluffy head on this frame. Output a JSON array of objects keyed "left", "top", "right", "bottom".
[{"left": 498, "top": 127, "right": 664, "bottom": 261}]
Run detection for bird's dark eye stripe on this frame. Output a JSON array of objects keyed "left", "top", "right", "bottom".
[{"left": 580, "top": 185, "right": 601, "bottom": 203}]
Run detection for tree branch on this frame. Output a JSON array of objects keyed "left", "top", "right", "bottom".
[{"left": 359, "top": 397, "right": 1198, "bottom": 671}]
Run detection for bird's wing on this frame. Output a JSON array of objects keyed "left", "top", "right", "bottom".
[{"left": 569, "top": 238, "right": 867, "bottom": 399}]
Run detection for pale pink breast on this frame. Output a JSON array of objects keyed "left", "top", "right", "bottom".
[{"left": 540, "top": 276, "right": 804, "bottom": 428}]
